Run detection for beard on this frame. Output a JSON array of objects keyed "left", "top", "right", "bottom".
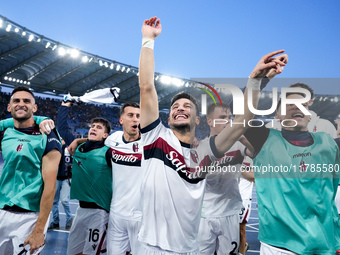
[
  {"left": 169, "top": 122, "right": 191, "bottom": 134},
  {"left": 12, "top": 112, "right": 32, "bottom": 122}
]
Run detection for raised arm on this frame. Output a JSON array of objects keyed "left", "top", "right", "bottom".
[
  {"left": 57, "top": 101, "right": 76, "bottom": 145},
  {"left": 24, "top": 149, "right": 61, "bottom": 254},
  {"left": 139, "top": 16, "right": 162, "bottom": 129},
  {"left": 214, "top": 50, "right": 286, "bottom": 154}
]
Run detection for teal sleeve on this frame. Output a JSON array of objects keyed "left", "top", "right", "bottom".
[
  {"left": 0, "top": 118, "right": 14, "bottom": 131},
  {"left": 0, "top": 116, "right": 48, "bottom": 131},
  {"left": 33, "top": 116, "right": 49, "bottom": 125}
]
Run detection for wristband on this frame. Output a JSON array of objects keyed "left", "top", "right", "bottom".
[
  {"left": 247, "top": 77, "right": 262, "bottom": 91},
  {"left": 142, "top": 38, "right": 154, "bottom": 50}
]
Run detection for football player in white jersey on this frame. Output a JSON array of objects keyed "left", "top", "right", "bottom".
[
  {"left": 105, "top": 102, "right": 143, "bottom": 255},
  {"left": 68, "top": 102, "right": 142, "bottom": 255},
  {"left": 198, "top": 103, "right": 253, "bottom": 255},
  {"left": 138, "top": 16, "right": 286, "bottom": 255}
]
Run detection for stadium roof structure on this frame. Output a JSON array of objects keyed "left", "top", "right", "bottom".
[
  {"left": 0, "top": 14, "right": 340, "bottom": 121},
  {"left": 0, "top": 14, "right": 193, "bottom": 108}
]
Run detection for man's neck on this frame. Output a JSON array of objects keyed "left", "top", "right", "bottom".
[
  {"left": 173, "top": 129, "right": 194, "bottom": 144},
  {"left": 123, "top": 132, "right": 140, "bottom": 142},
  {"left": 14, "top": 118, "right": 35, "bottom": 129}
]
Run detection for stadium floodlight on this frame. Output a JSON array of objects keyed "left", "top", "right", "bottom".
[
  {"left": 8, "top": 77, "right": 12, "bottom": 81},
  {"left": 172, "top": 78, "right": 182, "bottom": 87},
  {"left": 58, "top": 47, "right": 66, "bottom": 56},
  {"left": 160, "top": 75, "right": 172, "bottom": 85},
  {"left": 45, "top": 42, "right": 51, "bottom": 48},
  {"left": 155, "top": 75, "right": 159, "bottom": 81},
  {"left": 185, "top": 82, "right": 189, "bottom": 87},
  {"left": 110, "top": 63, "right": 114, "bottom": 69},
  {"left": 20, "top": 80, "right": 23, "bottom": 84},
  {"left": 82, "top": 56, "right": 89, "bottom": 63},
  {"left": 24, "top": 81, "right": 27, "bottom": 84},
  {"left": 121, "top": 66, "right": 126, "bottom": 72},
  {"left": 126, "top": 67, "right": 130, "bottom": 73},
  {"left": 334, "top": 97, "right": 339, "bottom": 103},
  {"left": 13, "top": 78, "right": 16, "bottom": 82},
  {"left": 22, "top": 31, "right": 26, "bottom": 36},
  {"left": 136, "top": 72, "right": 139, "bottom": 76},
  {"left": 70, "top": 49, "right": 80, "bottom": 58},
  {"left": 14, "top": 27, "right": 19, "bottom": 33},
  {"left": 99, "top": 60, "right": 103, "bottom": 66},
  {"left": 0, "top": 19, "right": 3, "bottom": 28},
  {"left": 104, "top": 62, "right": 108, "bottom": 68},
  {"left": 116, "top": 65, "right": 121, "bottom": 71},
  {"left": 52, "top": 45, "right": 57, "bottom": 51},
  {"left": 28, "top": 34, "right": 35, "bottom": 42},
  {"left": 6, "top": 24, "right": 12, "bottom": 32},
  {"left": 323, "top": 97, "right": 328, "bottom": 101},
  {"left": 28, "top": 82, "right": 30, "bottom": 85},
  {"left": 37, "top": 38, "right": 41, "bottom": 42},
  {"left": 4, "top": 76, "right": 8, "bottom": 80},
  {"left": 89, "top": 57, "right": 93, "bottom": 62}
]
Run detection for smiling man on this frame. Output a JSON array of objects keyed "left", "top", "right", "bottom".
[
  {"left": 0, "top": 86, "right": 61, "bottom": 255},
  {"left": 137, "top": 16, "right": 285, "bottom": 255},
  {"left": 243, "top": 93, "right": 340, "bottom": 254}
]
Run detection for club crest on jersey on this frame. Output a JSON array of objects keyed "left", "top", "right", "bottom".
[
  {"left": 190, "top": 150, "right": 199, "bottom": 164},
  {"left": 16, "top": 143, "right": 23, "bottom": 152},
  {"left": 299, "top": 160, "right": 307, "bottom": 172},
  {"left": 132, "top": 142, "right": 139, "bottom": 152}
]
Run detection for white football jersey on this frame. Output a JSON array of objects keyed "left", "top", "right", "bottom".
[
  {"left": 138, "top": 119, "right": 220, "bottom": 253},
  {"left": 201, "top": 141, "right": 245, "bottom": 218},
  {"left": 239, "top": 157, "right": 254, "bottom": 201},
  {"left": 105, "top": 131, "right": 143, "bottom": 220}
]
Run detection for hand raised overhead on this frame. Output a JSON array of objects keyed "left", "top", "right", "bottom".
[
  {"left": 142, "top": 16, "right": 162, "bottom": 40},
  {"left": 250, "top": 50, "right": 287, "bottom": 79}
]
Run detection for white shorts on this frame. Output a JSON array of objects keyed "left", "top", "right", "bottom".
[
  {"left": 239, "top": 198, "right": 252, "bottom": 224},
  {"left": 335, "top": 186, "right": 340, "bottom": 213},
  {"left": 67, "top": 207, "right": 109, "bottom": 255},
  {"left": 138, "top": 242, "right": 199, "bottom": 255},
  {"left": 0, "top": 209, "right": 48, "bottom": 255},
  {"left": 198, "top": 214, "right": 239, "bottom": 255},
  {"left": 107, "top": 214, "right": 141, "bottom": 255},
  {"left": 260, "top": 242, "right": 298, "bottom": 255}
]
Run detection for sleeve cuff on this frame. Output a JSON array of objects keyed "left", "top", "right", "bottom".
[
  {"left": 139, "top": 118, "right": 161, "bottom": 134},
  {"left": 209, "top": 135, "right": 225, "bottom": 159}
]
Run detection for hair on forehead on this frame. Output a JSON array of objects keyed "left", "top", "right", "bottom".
[
  {"left": 91, "top": 117, "right": 111, "bottom": 134},
  {"left": 170, "top": 91, "right": 199, "bottom": 115},
  {"left": 120, "top": 101, "right": 140, "bottom": 117},
  {"left": 289, "top": 83, "right": 314, "bottom": 99},
  {"left": 11, "top": 86, "right": 35, "bottom": 100},
  {"left": 207, "top": 103, "right": 231, "bottom": 118},
  {"left": 276, "top": 92, "right": 307, "bottom": 112}
]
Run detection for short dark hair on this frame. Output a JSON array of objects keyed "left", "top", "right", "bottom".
[
  {"left": 289, "top": 83, "right": 314, "bottom": 99},
  {"left": 11, "top": 86, "right": 35, "bottom": 99},
  {"left": 91, "top": 117, "right": 111, "bottom": 134},
  {"left": 120, "top": 101, "right": 140, "bottom": 117},
  {"left": 276, "top": 92, "right": 308, "bottom": 112},
  {"left": 207, "top": 103, "right": 231, "bottom": 118},
  {"left": 170, "top": 92, "right": 199, "bottom": 115}
]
